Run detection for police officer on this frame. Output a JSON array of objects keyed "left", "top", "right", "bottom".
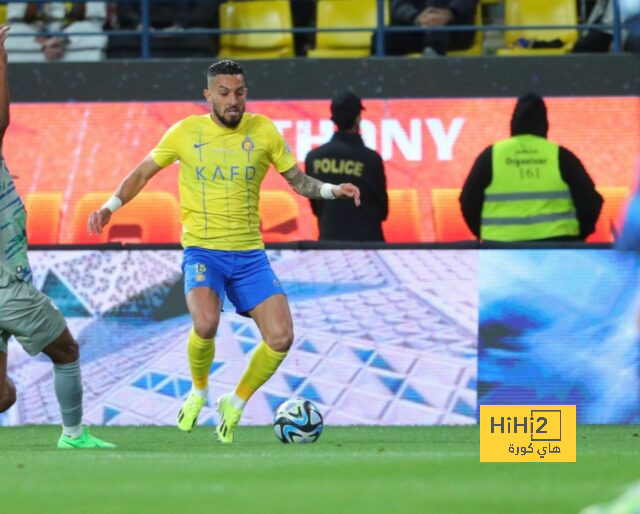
[
  {"left": 460, "top": 93, "right": 602, "bottom": 242},
  {"left": 306, "top": 91, "right": 388, "bottom": 241}
]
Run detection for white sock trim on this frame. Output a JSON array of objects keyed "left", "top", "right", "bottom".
[
  {"left": 63, "top": 423, "right": 83, "bottom": 438},
  {"left": 191, "top": 386, "right": 208, "bottom": 399},
  {"left": 229, "top": 393, "right": 246, "bottom": 410}
]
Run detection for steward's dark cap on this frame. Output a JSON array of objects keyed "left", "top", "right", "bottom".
[{"left": 330, "top": 90, "right": 364, "bottom": 128}]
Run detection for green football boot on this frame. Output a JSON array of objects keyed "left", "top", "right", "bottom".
[
  {"left": 57, "top": 426, "right": 116, "bottom": 449},
  {"left": 215, "top": 393, "right": 243, "bottom": 444},
  {"left": 177, "top": 393, "right": 206, "bottom": 432}
]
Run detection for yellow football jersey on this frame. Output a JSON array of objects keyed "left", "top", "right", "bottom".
[{"left": 150, "top": 113, "right": 297, "bottom": 250}]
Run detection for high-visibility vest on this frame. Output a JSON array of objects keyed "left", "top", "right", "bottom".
[{"left": 481, "top": 135, "right": 580, "bottom": 241}]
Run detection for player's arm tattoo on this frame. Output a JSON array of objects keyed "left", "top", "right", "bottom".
[{"left": 282, "top": 165, "right": 325, "bottom": 199}]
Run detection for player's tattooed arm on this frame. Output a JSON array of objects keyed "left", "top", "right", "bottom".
[
  {"left": 282, "top": 164, "right": 361, "bottom": 205},
  {"left": 282, "top": 165, "right": 324, "bottom": 199}
]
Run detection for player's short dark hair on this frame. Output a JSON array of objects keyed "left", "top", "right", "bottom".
[{"left": 207, "top": 60, "right": 244, "bottom": 79}]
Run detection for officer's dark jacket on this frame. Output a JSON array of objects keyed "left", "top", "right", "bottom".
[{"left": 306, "top": 132, "right": 388, "bottom": 241}]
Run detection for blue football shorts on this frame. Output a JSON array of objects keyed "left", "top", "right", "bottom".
[{"left": 182, "top": 247, "right": 286, "bottom": 316}]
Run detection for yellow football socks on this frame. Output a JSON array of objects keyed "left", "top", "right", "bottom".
[
  {"left": 235, "top": 340, "right": 287, "bottom": 402},
  {"left": 187, "top": 328, "right": 215, "bottom": 391}
]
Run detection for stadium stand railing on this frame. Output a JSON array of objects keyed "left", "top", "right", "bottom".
[{"left": 0, "top": 0, "right": 627, "bottom": 59}]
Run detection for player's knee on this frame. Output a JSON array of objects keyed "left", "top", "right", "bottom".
[
  {"left": 66, "top": 339, "right": 80, "bottom": 362},
  {"left": 55, "top": 338, "right": 79, "bottom": 364},
  {"left": 193, "top": 314, "right": 219, "bottom": 340},
  {"left": 45, "top": 330, "right": 80, "bottom": 365},
  {"left": 266, "top": 325, "right": 294, "bottom": 353},
  {"left": 0, "top": 380, "right": 16, "bottom": 412}
]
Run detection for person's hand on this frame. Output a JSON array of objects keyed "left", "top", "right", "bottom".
[
  {"left": 417, "top": 7, "right": 454, "bottom": 27},
  {"left": 332, "top": 183, "right": 361, "bottom": 206},
  {"left": 87, "top": 208, "right": 112, "bottom": 235},
  {"left": 0, "top": 25, "right": 10, "bottom": 66}
]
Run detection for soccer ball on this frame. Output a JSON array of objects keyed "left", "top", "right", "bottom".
[{"left": 273, "top": 397, "right": 323, "bottom": 444}]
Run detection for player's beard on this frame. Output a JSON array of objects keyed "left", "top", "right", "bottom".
[{"left": 213, "top": 105, "right": 244, "bottom": 129}]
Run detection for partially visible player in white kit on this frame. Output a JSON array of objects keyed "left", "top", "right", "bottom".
[{"left": 0, "top": 25, "right": 113, "bottom": 449}]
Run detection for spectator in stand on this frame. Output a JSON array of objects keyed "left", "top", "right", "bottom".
[
  {"left": 572, "top": 0, "right": 640, "bottom": 53},
  {"left": 306, "top": 91, "right": 388, "bottom": 242},
  {"left": 6, "top": 2, "right": 107, "bottom": 61},
  {"left": 110, "top": 1, "right": 219, "bottom": 58},
  {"left": 460, "top": 93, "right": 602, "bottom": 243},
  {"left": 377, "top": 0, "right": 479, "bottom": 56}
]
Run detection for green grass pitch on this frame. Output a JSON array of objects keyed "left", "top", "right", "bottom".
[{"left": 0, "top": 425, "right": 638, "bottom": 514}]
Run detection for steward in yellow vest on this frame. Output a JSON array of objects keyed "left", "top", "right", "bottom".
[{"left": 460, "top": 94, "right": 603, "bottom": 242}]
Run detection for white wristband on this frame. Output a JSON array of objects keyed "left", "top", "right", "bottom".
[
  {"left": 101, "top": 195, "right": 122, "bottom": 213},
  {"left": 320, "top": 182, "right": 336, "bottom": 200}
]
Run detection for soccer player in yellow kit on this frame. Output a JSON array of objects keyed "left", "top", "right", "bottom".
[{"left": 88, "top": 60, "right": 360, "bottom": 443}]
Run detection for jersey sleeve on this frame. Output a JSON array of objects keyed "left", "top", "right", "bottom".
[
  {"left": 265, "top": 118, "right": 297, "bottom": 173},
  {"left": 149, "top": 121, "right": 182, "bottom": 167}
]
